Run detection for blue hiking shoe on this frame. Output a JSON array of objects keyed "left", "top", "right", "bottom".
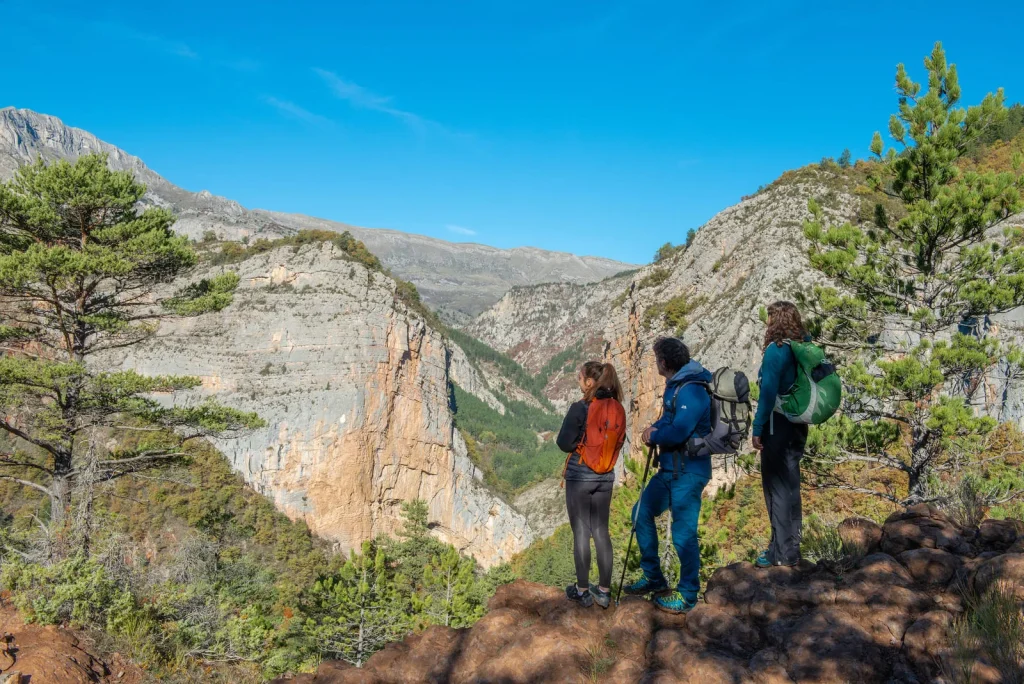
[
  {"left": 755, "top": 550, "right": 773, "bottom": 568},
  {"left": 623, "top": 575, "right": 669, "bottom": 596},
  {"left": 654, "top": 591, "right": 698, "bottom": 614}
]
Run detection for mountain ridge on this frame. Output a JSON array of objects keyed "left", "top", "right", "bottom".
[{"left": 0, "top": 106, "right": 635, "bottom": 316}]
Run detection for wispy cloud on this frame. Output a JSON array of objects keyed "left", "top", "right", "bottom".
[
  {"left": 93, "top": 21, "right": 199, "bottom": 60},
  {"left": 446, "top": 224, "right": 477, "bottom": 236},
  {"left": 313, "top": 68, "right": 438, "bottom": 131},
  {"left": 262, "top": 96, "right": 331, "bottom": 126}
]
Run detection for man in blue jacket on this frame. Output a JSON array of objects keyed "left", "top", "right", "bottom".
[{"left": 624, "top": 337, "right": 713, "bottom": 614}]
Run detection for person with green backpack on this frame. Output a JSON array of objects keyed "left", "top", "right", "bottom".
[{"left": 751, "top": 301, "right": 841, "bottom": 568}]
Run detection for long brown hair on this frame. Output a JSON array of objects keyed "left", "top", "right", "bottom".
[
  {"left": 580, "top": 361, "right": 623, "bottom": 402},
  {"left": 763, "top": 301, "right": 806, "bottom": 350}
]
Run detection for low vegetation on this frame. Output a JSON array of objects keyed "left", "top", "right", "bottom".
[
  {"left": 642, "top": 294, "right": 705, "bottom": 334},
  {"left": 636, "top": 267, "right": 670, "bottom": 290},
  {"left": 445, "top": 327, "right": 554, "bottom": 411},
  {"left": 452, "top": 384, "right": 563, "bottom": 495},
  {"left": 0, "top": 448, "right": 514, "bottom": 679}
]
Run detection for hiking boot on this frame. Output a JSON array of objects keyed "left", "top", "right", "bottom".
[
  {"left": 589, "top": 584, "right": 611, "bottom": 609},
  {"left": 566, "top": 584, "right": 593, "bottom": 607},
  {"left": 756, "top": 549, "right": 800, "bottom": 568},
  {"left": 622, "top": 576, "right": 669, "bottom": 596},
  {"left": 654, "top": 591, "right": 698, "bottom": 614}
]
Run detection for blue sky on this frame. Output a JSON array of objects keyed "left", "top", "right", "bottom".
[{"left": 4, "top": 1, "right": 1024, "bottom": 264}]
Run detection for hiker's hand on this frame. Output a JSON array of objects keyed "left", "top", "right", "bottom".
[
  {"left": 752, "top": 436, "right": 763, "bottom": 451},
  {"left": 642, "top": 426, "right": 655, "bottom": 445}
]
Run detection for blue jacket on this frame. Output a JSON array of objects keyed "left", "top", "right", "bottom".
[
  {"left": 753, "top": 342, "right": 798, "bottom": 437},
  {"left": 649, "top": 361, "right": 714, "bottom": 478}
]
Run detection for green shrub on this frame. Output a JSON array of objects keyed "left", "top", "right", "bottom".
[
  {"left": 800, "top": 515, "right": 851, "bottom": 572},
  {"left": 637, "top": 268, "right": 670, "bottom": 290},
  {"left": 1, "top": 555, "right": 141, "bottom": 632},
  {"left": 642, "top": 295, "right": 704, "bottom": 334}
]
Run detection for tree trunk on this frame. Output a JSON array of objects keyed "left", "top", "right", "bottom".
[
  {"left": 49, "top": 471, "right": 71, "bottom": 529},
  {"left": 907, "top": 423, "right": 937, "bottom": 504}
]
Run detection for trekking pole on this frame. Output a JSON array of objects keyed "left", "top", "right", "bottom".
[{"left": 615, "top": 445, "right": 657, "bottom": 606}]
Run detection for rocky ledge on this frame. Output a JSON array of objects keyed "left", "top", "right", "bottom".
[{"left": 278, "top": 504, "right": 1024, "bottom": 683}]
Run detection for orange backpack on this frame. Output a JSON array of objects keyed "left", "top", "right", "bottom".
[{"left": 564, "top": 398, "right": 627, "bottom": 478}]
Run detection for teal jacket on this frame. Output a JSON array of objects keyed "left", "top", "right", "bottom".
[{"left": 753, "top": 342, "right": 797, "bottom": 437}]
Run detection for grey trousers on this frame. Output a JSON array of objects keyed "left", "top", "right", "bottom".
[{"left": 761, "top": 416, "right": 808, "bottom": 565}]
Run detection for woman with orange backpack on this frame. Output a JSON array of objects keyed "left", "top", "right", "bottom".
[{"left": 556, "top": 361, "right": 626, "bottom": 609}]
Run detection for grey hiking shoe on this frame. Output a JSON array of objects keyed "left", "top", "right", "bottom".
[
  {"left": 566, "top": 584, "right": 593, "bottom": 607},
  {"left": 589, "top": 584, "right": 611, "bottom": 609}
]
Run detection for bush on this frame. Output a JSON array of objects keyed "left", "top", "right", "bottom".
[
  {"left": 637, "top": 268, "right": 670, "bottom": 290},
  {"left": 1, "top": 555, "right": 142, "bottom": 632},
  {"left": 800, "top": 515, "right": 851, "bottom": 572}
]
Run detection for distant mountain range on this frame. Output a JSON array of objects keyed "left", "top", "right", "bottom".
[{"left": 0, "top": 107, "right": 635, "bottom": 317}]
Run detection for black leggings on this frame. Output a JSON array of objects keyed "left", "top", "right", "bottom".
[
  {"left": 565, "top": 479, "right": 614, "bottom": 588},
  {"left": 761, "top": 417, "right": 808, "bottom": 565}
]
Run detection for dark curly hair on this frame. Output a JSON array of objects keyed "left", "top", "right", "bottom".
[
  {"left": 763, "top": 301, "right": 806, "bottom": 350},
  {"left": 652, "top": 337, "right": 690, "bottom": 374}
]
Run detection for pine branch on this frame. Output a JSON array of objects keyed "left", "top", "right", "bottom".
[
  {"left": 0, "top": 420, "right": 61, "bottom": 457},
  {"left": 0, "top": 474, "right": 51, "bottom": 497},
  {"left": 0, "top": 454, "right": 54, "bottom": 475}
]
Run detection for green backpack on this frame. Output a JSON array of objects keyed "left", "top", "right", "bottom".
[{"left": 775, "top": 340, "right": 842, "bottom": 425}]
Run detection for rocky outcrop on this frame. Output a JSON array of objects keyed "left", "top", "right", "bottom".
[
  {"left": 0, "top": 107, "right": 634, "bottom": 316},
  {"left": 101, "top": 242, "right": 531, "bottom": 567},
  {"left": 277, "top": 507, "right": 1024, "bottom": 683},
  {"left": 0, "top": 604, "right": 144, "bottom": 683},
  {"left": 470, "top": 167, "right": 1024, "bottom": 481}
]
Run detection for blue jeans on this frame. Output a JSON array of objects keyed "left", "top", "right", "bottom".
[{"left": 631, "top": 469, "right": 710, "bottom": 602}]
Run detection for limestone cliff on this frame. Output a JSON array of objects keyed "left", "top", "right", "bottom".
[{"left": 100, "top": 242, "right": 531, "bottom": 566}]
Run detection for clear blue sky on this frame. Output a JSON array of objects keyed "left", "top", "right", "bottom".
[{"left": 4, "top": 1, "right": 1023, "bottom": 264}]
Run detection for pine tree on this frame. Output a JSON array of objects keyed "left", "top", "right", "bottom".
[
  {"left": 419, "top": 546, "right": 484, "bottom": 628},
  {"left": 298, "top": 542, "right": 410, "bottom": 667},
  {"left": 0, "top": 154, "right": 261, "bottom": 546},
  {"left": 801, "top": 43, "right": 1024, "bottom": 505}
]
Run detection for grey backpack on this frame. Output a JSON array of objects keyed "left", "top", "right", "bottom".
[{"left": 686, "top": 367, "right": 752, "bottom": 457}]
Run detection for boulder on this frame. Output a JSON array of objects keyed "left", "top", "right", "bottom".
[
  {"left": 647, "top": 629, "right": 752, "bottom": 683},
  {"left": 897, "top": 548, "right": 963, "bottom": 585},
  {"left": 972, "top": 553, "right": 1024, "bottom": 600},
  {"left": 881, "top": 504, "right": 971, "bottom": 556},
  {"left": 747, "top": 648, "right": 792, "bottom": 684},
  {"left": 685, "top": 604, "right": 762, "bottom": 656},
  {"left": 848, "top": 553, "right": 915, "bottom": 587},
  {"left": 902, "top": 610, "right": 954, "bottom": 676},
  {"left": 838, "top": 516, "right": 883, "bottom": 558},
  {"left": 978, "top": 519, "right": 1024, "bottom": 551},
  {"left": 783, "top": 607, "right": 893, "bottom": 682}
]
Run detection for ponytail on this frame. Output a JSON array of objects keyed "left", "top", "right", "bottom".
[{"left": 580, "top": 361, "right": 623, "bottom": 402}]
